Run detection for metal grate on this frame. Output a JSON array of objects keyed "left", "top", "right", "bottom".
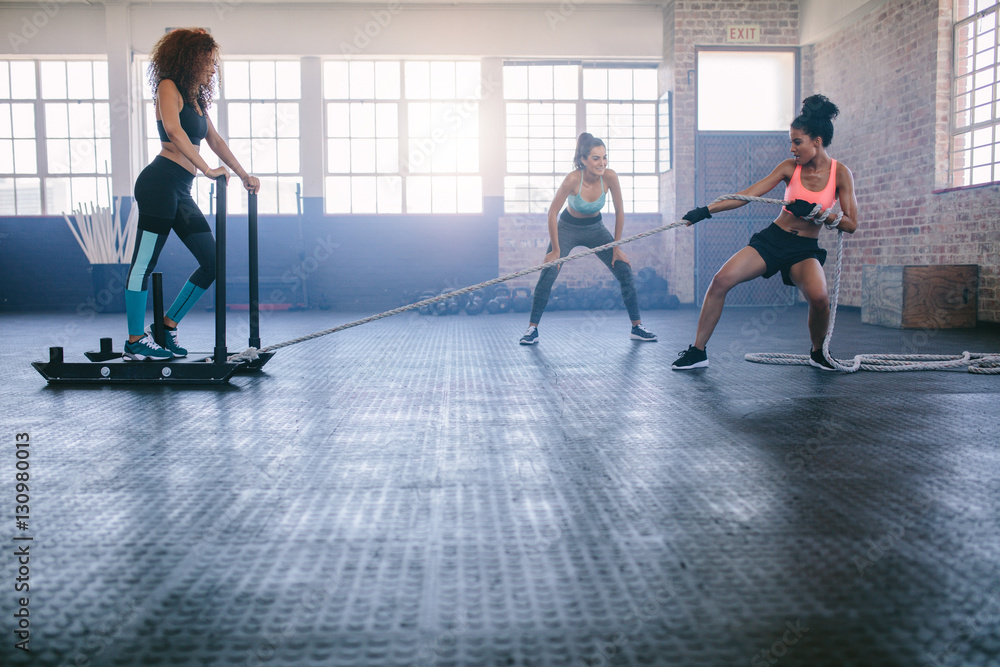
[{"left": 695, "top": 132, "right": 797, "bottom": 307}]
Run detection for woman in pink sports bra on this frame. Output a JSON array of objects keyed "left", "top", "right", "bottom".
[{"left": 672, "top": 94, "right": 859, "bottom": 371}]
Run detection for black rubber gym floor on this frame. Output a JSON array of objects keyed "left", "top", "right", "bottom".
[{"left": 1, "top": 306, "right": 998, "bottom": 666}]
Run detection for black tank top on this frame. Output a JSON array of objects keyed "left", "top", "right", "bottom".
[{"left": 156, "top": 100, "right": 208, "bottom": 146}]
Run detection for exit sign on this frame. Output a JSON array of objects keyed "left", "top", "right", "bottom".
[{"left": 727, "top": 25, "right": 760, "bottom": 42}]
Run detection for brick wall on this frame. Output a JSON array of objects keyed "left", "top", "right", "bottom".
[
  {"left": 499, "top": 213, "right": 668, "bottom": 295},
  {"left": 668, "top": 1, "right": 801, "bottom": 303},
  {"left": 811, "top": 0, "right": 1000, "bottom": 322}
]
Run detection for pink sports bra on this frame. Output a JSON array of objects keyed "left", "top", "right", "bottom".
[{"left": 783, "top": 159, "right": 837, "bottom": 213}]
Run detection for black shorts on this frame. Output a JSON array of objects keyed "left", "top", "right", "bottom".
[{"left": 748, "top": 223, "right": 827, "bottom": 287}]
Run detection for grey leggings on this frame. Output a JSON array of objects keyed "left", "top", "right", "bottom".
[{"left": 529, "top": 210, "right": 640, "bottom": 324}]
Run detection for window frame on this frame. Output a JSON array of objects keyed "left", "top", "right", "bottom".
[
  {"left": 0, "top": 58, "right": 112, "bottom": 216},
  {"left": 502, "top": 60, "right": 662, "bottom": 215},
  {"left": 322, "top": 59, "right": 484, "bottom": 215},
  {"left": 950, "top": 1, "right": 1000, "bottom": 188}
]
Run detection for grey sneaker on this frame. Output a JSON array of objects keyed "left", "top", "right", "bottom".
[
  {"left": 630, "top": 325, "right": 657, "bottom": 341},
  {"left": 519, "top": 325, "right": 539, "bottom": 345}
]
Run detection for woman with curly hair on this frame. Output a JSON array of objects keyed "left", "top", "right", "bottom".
[{"left": 123, "top": 28, "right": 260, "bottom": 360}]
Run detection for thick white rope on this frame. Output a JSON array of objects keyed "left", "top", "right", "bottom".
[
  {"left": 229, "top": 194, "right": 999, "bottom": 374},
  {"left": 743, "top": 210, "right": 1000, "bottom": 374},
  {"left": 228, "top": 194, "right": 783, "bottom": 362}
]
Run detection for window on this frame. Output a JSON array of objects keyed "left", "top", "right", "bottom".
[
  {"left": 141, "top": 59, "right": 301, "bottom": 214},
  {"left": 696, "top": 50, "right": 796, "bottom": 132},
  {"left": 952, "top": 1, "right": 1000, "bottom": 186},
  {"left": 323, "top": 60, "right": 482, "bottom": 214},
  {"left": 584, "top": 65, "right": 659, "bottom": 212},
  {"left": 0, "top": 61, "right": 40, "bottom": 215},
  {"left": 504, "top": 64, "right": 578, "bottom": 213},
  {"left": 404, "top": 61, "right": 482, "bottom": 214},
  {"left": 503, "top": 62, "right": 661, "bottom": 214},
  {"left": 222, "top": 60, "right": 302, "bottom": 214},
  {"left": 324, "top": 61, "right": 402, "bottom": 214},
  {"left": 0, "top": 60, "right": 111, "bottom": 215}
]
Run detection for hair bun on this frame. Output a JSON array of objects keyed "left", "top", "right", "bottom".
[{"left": 800, "top": 94, "right": 839, "bottom": 122}]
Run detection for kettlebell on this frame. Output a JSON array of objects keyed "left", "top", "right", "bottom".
[
  {"left": 465, "top": 292, "right": 485, "bottom": 315},
  {"left": 511, "top": 287, "right": 532, "bottom": 313}
]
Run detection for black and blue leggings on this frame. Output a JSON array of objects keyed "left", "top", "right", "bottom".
[
  {"left": 529, "top": 209, "right": 641, "bottom": 324},
  {"left": 126, "top": 156, "right": 216, "bottom": 336}
]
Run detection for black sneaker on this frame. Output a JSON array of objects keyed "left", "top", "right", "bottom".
[
  {"left": 672, "top": 345, "right": 708, "bottom": 370},
  {"left": 630, "top": 325, "right": 657, "bottom": 342},
  {"left": 809, "top": 348, "right": 837, "bottom": 371},
  {"left": 519, "top": 325, "right": 539, "bottom": 345}
]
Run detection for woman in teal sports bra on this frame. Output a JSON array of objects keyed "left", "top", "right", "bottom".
[
  {"left": 519, "top": 133, "right": 657, "bottom": 345},
  {"left": 672, "top": 95, "right": 859, "bottom": 371}
]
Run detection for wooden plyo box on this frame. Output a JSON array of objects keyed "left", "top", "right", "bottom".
[{"left": 861, "top": 265, "right": 979, "bottom": 328}]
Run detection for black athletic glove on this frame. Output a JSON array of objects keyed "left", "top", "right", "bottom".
[
  {"left": 682, "top": 206, "right": 712, "bottom": 225},
  {"left": 786, "top": 199, "right": 821, "bottom": 220}
]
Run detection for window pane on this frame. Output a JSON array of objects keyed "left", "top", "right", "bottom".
[
  {"left": 504, "top": 66, "right": 528, "bottom": 99},
  {"left": 430, "top": 62, "right": 455, "bottom": 99},
  {"left": 47, "top": 139, "right": 70, "bottom": 173},
  {"left": 528, "top": 66, "right": 553, "bottom": 100},
  {"left": 327, "top": 103, "right": 350, "bottom": 136},
  {"left": 351, "top": 176, "right": 377, "bottom": 213},
  {"left": 277, "top": 103, "right": 299, "bottom": 137},
  {"left": 0, "top": 141, "right": 12, "bottom": 172},
  {"left": 13, "top": 139, "right": 35, "bottom": 172},
  {"left": 407, "top": 175, "right": 431, "bottom": 212},
  {"left": 553, "top": 65, "right": 577, "bottom": 99},
  {"left": 66, "top": 61, "right": 93, "bottom": 99},
  {"left": 583, "top": 69, "right": 607, "bottom": 100},
  {"left": 68, "top": 103, "right": 95, "bottom": 137},
  {"left": 406, "top": 61, "right": 430, "bottom": 99},
  {"left": 12, "top": 104, "right": 34, "bottom": 138},
  {"left": 93, "top": 61, "right": 109, "bottom": 99},
  {"left": 324, "top": 62, "right": 349, "bottom": 99},
  {"left": 349, "top": 61, "right": 375, "bottom": 99},
  {"left": 376, "top": 176, "right": 402, "bottom": 213},
  {"left": 10, "top": 62, "right": 36, "bottom": 99},
  {"left": 250, "top": 62, "right": 277, "bottom": 99},
  {"left": 40, "top": 62, "right": 66, "bottom": 99},
  {"left": 275, "top": 62, "right": 300, "bottom": 98},
  {"left": 229, "top": 103, "right": 251, "bottom": 137},
  {"left": 608, "top": 70, "right": 632, "bottom": 100},
  {"left": 325, "top": 176, "right": 351, "bottom": 213},
  {"left": 225, "top": 62, "right": 250, "bottom": 99},
  {"left": 374, "top": 62, "right": 400, "bottom": 99},
  {"left": 456, "top": 62, "right": 481, "bottom": 99}
]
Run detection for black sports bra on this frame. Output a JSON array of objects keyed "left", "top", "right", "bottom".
[{"left": 156, "top": 101, "right": 208, "bottom": 146}]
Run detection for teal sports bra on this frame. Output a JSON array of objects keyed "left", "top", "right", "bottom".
[{"left": 566, "top": 171, "right": 606, "bottom": 215}]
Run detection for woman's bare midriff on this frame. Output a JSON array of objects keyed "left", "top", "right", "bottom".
[{"left": 773, "top": 210, "right": 821, "bottom": 239}]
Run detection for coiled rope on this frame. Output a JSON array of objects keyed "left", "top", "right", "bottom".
[{"left": 229, "top": 195, "right": 999, "bottom": 374}]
